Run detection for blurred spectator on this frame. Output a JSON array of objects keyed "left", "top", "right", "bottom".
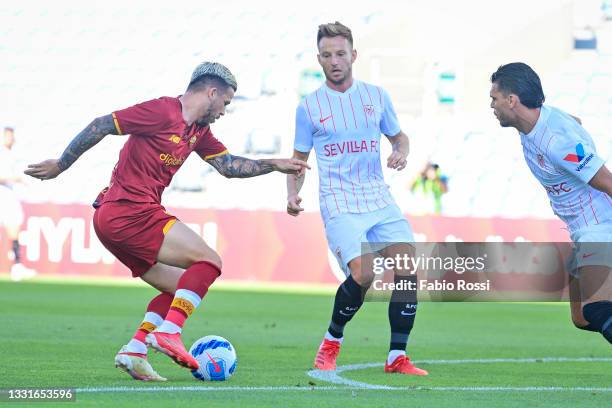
[
  {"left": 0, "top": 127, "right": 37, "bottom": 280},
  {"left": 410, "top": 162, "right": 448, "bottom": 215}
]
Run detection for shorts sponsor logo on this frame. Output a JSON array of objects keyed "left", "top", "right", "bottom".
[
  {"left": 335, "top": 246, "right": 342, "bottom": 261},
  {"left": 159, "top": 153, "right": 185, "bottom": 167}
]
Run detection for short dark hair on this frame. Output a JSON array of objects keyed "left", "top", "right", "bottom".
[
  {"left": 187, "top": 74, "right": 232, "bottom": 93},
  {"left": 490, "top": 62, "right": 545, "bottom": 109},
  {"left": 317, "top": 21, "right": 353, "bottom": 48}
]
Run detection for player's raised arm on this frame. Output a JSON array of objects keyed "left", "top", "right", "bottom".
[
  {"left": 385, "top": 131, "right": 410, "bottom": 171},
  {"left": 24, "top": 114, "right": 119, "bottom": 180},
  {"left": 286, "top": 149, "right": 310, "bottom": 217},
  {"left": 588, "top": 165, "right": 612, "bottom": 196},
  {"left": 205, "top": 153, "right": 309, "bottom": 179}
]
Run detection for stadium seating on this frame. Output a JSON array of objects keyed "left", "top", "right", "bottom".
[{"left": 1, "top": 3, "right": 610, "bottom": 220}]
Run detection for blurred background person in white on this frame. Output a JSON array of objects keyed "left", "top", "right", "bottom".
[{"left": 0, "top": 127, "right": 37, "bottom": 281}]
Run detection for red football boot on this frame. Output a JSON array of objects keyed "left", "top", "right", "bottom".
[
  {"left": 146, "top": 332, "right": 199, "bottom": 370},
  {"left": 314, "top": 339, "right": 341, "bottom": 370},
  {"left": 384, "top": 355, "right": 428, "bottom": 376}
]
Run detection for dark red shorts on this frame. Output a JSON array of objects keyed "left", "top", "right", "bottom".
[{"left": 93, "top": 201, "right": 177, "bottom": 277}]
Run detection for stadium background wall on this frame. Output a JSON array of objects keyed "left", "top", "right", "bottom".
[{"left": 0, "top": 203, "right": 569, "bottom": 283}]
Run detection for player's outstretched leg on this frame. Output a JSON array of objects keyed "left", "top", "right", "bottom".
[
  {"left": 115, "top": 292, "right": 173, "bottom": 381},
  {"left": 384, "top": 274, "right": 428, "bottom": 376},
  {"left": 147, "top": 261, "right": 221, "bottom": 370},
  {"left": 315, "top": 258, "right": 369, "bottom": 370}
]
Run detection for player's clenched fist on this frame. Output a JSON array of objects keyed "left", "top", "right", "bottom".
[
  {"left": 287, "top": 194, "right": 304, "bottom": 217},
  {"left": 387, "top": 151, "right": 407, "bottom": 171}
]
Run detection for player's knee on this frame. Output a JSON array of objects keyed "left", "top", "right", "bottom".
[
  {"left": 158, "top": 282, "right": 178, "bottom": 295},
  {"left": 349, "top": 258, "right": 374, "bottom": 287},
  {"left": 187, "top": 247, "right": 222, "bottom": 270},
  {"left": 571, "top": 314, "right": 591, "bottom": 330}
]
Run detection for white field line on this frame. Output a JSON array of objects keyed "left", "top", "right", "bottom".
[
  {"left": 306, "top": 357, "right": 612, "bottom": 391},
  {"left": 75, "top": 357, "right": 612, "bottom": 393}
]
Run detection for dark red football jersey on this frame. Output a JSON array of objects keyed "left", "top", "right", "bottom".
[{"left": 95, "top": 96, "right": 227, "bottom": 206}]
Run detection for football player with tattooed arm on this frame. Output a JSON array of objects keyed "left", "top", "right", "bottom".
[{"left": 25, "top": 62, "right": 309, "bottom": 381}]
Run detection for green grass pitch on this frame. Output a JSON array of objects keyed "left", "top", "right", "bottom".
[{"left": 1, "top": 279, "right": 610, "bottom": 407}]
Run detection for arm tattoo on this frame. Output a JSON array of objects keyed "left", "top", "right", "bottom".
[
  {"left": 289, "top": 172, "right": 306, "bottom": 194},
  {"left": 57, "top": 114, "right": 117, "bottom": 171},
  {"left": 207, "top": 154, "right": 275, "bottom": 178}
]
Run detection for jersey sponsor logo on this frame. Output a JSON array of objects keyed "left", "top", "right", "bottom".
[
  {"left": 563, "top": 143, "right": 586, "bottom": 163},
  {"left": 563, "top": 143, "right": 594, "bottom": 171},
  {"left": 168, "top": 135, "right": 181, "bottom": 144},
  {"left": 537, "top": 154, "right": 545, "bottom": 168},
  {"left": 159, "top": 153, "right": 185, "bottom": 167},
  {"left": 189, "top": 135, "right": 197, "bottom": 147},
  {"left": 324, "top": 140, "right": 379, "bottom": 157},
  {"left": 544, "top": 182, "right": 572, "bottom": 196},
  {"left": 575, "top": 153, "right": 594, "bottom": 172}
]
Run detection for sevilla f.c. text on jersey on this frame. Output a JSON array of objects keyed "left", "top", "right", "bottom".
[{"left": 294, "top": 80, "right": 400, "bottom": 221}]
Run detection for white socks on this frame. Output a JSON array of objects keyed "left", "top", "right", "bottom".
[
  {"left": 126, "top": 312, "right": 164, "bottom": 354},
  {"left": 156, "top": 320, "right": 182, "bottom": 334},
  {"left": 127, "top": 339, "right": 148, "bottom": 354},
  {"left": 156, "top": 289, "right": 203, "bottom": 335},
  {"left": 387, "top": 350, "right": 406, "bottom": 365},
  {"left": 324, "top": 331, "right": 344, "bottom": 344}
]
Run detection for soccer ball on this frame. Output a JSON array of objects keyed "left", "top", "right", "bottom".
[{"left": 189, "top": 335, "right": 237, "bottom": 381}]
